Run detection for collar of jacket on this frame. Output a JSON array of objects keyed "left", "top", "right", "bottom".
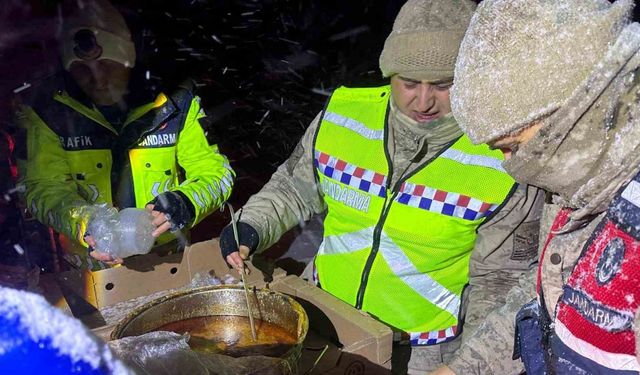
[
  {"left": 53, "top": 90, "right": 176, "bottom": 136},
  {"left": 388, "top": 98, "right": 462, "bottom": 164}
]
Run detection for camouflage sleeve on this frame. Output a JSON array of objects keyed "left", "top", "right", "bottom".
[
  {"left": 239, "top": 112, "right": 327, "bottom": 252},
  {"left": 448, "top": 269, "right": 537, "bottom": 374},
  {"left": 447, "top": 184, "right": 545, "bottom": 374}
]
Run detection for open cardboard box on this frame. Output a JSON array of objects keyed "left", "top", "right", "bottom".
[{"left": 39, "top": 239, "right": 393, "bottom": 374}]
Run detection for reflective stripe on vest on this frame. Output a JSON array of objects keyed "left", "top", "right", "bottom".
[
  {"left": 316, "top": 150, "right": 501, "bottom": 220},
  {"left": 319, "top": 226, "right": 460, "bottom": 317},
  {"left": 314, "top": 85, "right": 515, "bottom": 341},
  {"left": 323, "top": 111, "right": 384, "bottom": 140},
  {"left": 439, "top": 148, "right": 506, "bottom": 173}
]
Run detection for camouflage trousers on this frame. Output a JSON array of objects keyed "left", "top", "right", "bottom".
[{"left": 391, "top": 335, "right": 462, "bottom": 374}]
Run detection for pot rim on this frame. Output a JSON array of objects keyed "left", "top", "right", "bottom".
[{"left": 109, "top": 284, "right": 309, "bottom": 346}]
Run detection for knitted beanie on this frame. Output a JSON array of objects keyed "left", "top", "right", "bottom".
[
  {"left": 451, "top": 0, "right": 633, "bottom": 145},
  {"left": 60, "top": 0, "right": 136, "bottom": 70},
  {"left": 379, "top": 0, "right": 477, "bottom": 82}
]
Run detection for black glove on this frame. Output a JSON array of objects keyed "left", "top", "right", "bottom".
[
  {"left": 148, "top": 191, "right": 195, "bottom": 231},
  {"left": 219, "top": 222, "right": 260, "bottom": 259}
]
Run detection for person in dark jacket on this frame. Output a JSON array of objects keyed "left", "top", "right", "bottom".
[{"left": 19, "top": 0, "right": 234, "bottom": 270}]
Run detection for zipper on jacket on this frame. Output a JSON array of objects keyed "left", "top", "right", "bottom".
[
  {"left": 355, "top": 188, "right": 399, "bottom": 309},
  {"left": 353, "top": 137, "right": 458, "bottom": 310}
]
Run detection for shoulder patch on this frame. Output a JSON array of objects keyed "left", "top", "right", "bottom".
[
  {"left": 511, "top": 220, "right": 539, "bottom": 261},
  {"left": 595, "top": 237, "right": 626, "bottom": 285}
]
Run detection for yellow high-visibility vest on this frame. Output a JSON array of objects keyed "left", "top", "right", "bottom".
[{"left": 314, "top": 86, "right": 515, "bottom": 344}]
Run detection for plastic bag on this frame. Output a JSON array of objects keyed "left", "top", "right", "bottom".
[
  {"left": 117, "top": 208, "right": 156, "bottom": 257},
  {"left": 84, "top": 204, "right": 120, "bottom": 256},
  {"left": 108, "top": 331, "right": 208, "bottom": 375},
  {"left": 81, "top": 204, "right": 155, "bottom": 258},
  {"left": 108, "top": 331, "right": 287, "bottom": 375}
]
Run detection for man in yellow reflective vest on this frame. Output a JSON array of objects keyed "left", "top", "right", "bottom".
[
  {"left": 220, "top": 0, "right": 544, "bottom": 373},
  {"left": 18, "top": 0, "right": 234, "bottom": 271}
]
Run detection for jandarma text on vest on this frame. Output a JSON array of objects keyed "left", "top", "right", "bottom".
[{"left": 321, "top": 179, "right": 371, "bottom": 213}]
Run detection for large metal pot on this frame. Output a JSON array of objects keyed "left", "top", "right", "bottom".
[{"left": 111, "top": 285, "right": 308, "bottom": 373}]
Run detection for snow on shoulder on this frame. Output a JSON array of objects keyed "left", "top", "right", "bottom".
[{"left": 0, "top": 286, "right": 133, "bottom": 375}]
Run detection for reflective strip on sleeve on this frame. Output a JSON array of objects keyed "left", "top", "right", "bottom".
[
  {"left": 206, "top": 183, "right": 219, "bottom": 201},
  {"left": 192, "top": 191, "right": 205, "bottom": 208},
  {"left": 199, "top": 187, "right": 211, "bottom": 205},
  {"left": 220, "top": 174, "right": 233, "bottom": 196},
  {"left": 151, "top": 182, "right": 161, "bottom": 197},
  {"left": 87, "top": 184, "right": 99, "bottom": 202}
]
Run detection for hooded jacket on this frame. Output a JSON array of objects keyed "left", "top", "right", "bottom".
[{"left": 448, "top": 22, "right": 640, "bottom": 374}]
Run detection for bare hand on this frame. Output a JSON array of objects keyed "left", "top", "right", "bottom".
[
  {"left": 146, "top": 204, "right": 172, "bottom": 237},
  {"left": 84, "top": 235, "right": 123, "bottom": 266},
  {"left": 226, "top": 245, "right": 251, "bottom": 274},
  {"left": 428, "top": 365, "right": 456, "bottom": 375}
]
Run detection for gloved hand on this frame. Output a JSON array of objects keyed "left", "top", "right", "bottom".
[
  {"left": 219, "top": 221, "right": 259, "bottom": 273},
  {"left": 146, "top": 191, "right": 195, "bottom": 237}
]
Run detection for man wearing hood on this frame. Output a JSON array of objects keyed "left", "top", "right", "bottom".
[
  {"left": 441, "top": 0, "right": 640, "bottom": 373},
  {"left": 219, "top": 0, "right": 544, "bottom": 372}
]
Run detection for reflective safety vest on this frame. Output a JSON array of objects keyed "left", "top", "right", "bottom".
[
  {"left": 313, "top": 86, "right": 515, "bottom": 344},
  {"left": 20, "top": 84, "right": 234, "bottom": 270}
]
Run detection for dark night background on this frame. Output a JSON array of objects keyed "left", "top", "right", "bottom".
[{"left": 0, "top": 0, "right": 637, "bottom": 278}]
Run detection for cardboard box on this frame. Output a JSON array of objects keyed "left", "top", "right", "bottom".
[
  {"left": 40, "top": 239, "right": 393, "bottom": 374},
  {"left": 270, "top": 275, "right": 393, "bottom": 374}
]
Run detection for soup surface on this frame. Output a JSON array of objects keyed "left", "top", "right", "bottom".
[{"left": 157, "top": 315, "right": 297, "bottom": 357}]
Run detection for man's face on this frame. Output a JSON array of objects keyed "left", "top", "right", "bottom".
[
  {"left": 69, "top": 59, "right": 130, "bottom": 106},
  {"left": 390, "top": 75, "right": 452, "bottom": 124},
  {"left": 488, "top": 122, "right": 544, "bottom": 159}
]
